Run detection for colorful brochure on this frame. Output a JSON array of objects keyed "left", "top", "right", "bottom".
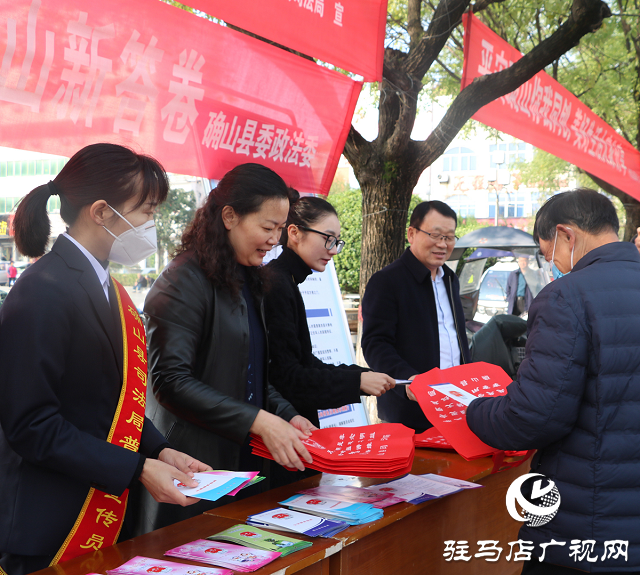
[
  {"left": 106, "top": 556, "right": 231, "bottom": 575},
  {"left": 174, "top": 473, "right": 249, "bottom": 502},
  {"left": 247, "top": 507, "right": 349, "bottom": 538},
  {"left": 297, "top": 485, "right": 394, "bottom": 505},
  {"left": 207, "top": 524, "right": 312, "bottom": 557},
  {"left": 279, "top": 494, "right": 383, "bottom": 525},
  {"left": 201, "top": 471, "right": 263, "bottom": 496},
  {"left": 365, "top": 474, "right": 463, "bottom": 504},
  {"left": 165, "top": 540, "right": 280, "bottom": 573},
  {"left": 419, "top": 473, "right": 483, "bottom": 490}
]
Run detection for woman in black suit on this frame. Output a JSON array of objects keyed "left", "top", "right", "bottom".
[
  {"left": 140, "top": 163, "right": 316, "bottom": 533},
  {"left": 0, "top": 144, "right": 209, "bottom": 575}
]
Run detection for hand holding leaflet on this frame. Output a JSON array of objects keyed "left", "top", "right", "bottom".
[{"left": 173, "top": 472, "right": 250, "bottom": 502}]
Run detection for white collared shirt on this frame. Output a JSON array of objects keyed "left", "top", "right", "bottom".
[
  {"left": 432, "top": 265, "right": 461, "bottom": 369},
  {"left": 63, "top": 232, "right": 110, "bottom": 303}
]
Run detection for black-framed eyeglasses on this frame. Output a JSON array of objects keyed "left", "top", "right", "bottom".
[
  {"left": 415, "top": 228, "right": 458, "bottom": 244},
  {"left": 299, "top": 225, "right": 346, "bottom": 253}
]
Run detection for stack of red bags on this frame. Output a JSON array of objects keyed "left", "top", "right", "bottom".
[{"left": 250, "top": 423, "right": 415, "bottom": 478}]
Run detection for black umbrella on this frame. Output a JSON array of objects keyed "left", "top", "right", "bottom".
[{"left": 449, "top": 226, "right": 537, "bottom": 260}]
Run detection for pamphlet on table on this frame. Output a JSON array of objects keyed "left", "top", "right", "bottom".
[
  {"left": 165, "top": 539, "right": 280, "bottom": 572},
  {"left": 247, "top": 507, "right": 349, "bottom": 537},
  {"left": 208, "top": 524, "right": 312, "bottom": 557},
  {"left": 106, "top": 556, "right": 232, "bottom": 575},
  {"left": 279, "top": 494, "right": 383, "bottom": 525}
]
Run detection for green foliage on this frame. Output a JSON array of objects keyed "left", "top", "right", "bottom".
[
  {"left": 327, "top": 182, "right": 362, "bottom": 293},
  {"left": 155, "top": 187, "right": 197, "bottom": 257},
  {"left": 455, "top": 216, "right": 485, "bottom": 239},
  {"left": 328, "top": 181, "right": 422, "bottom": 293}
]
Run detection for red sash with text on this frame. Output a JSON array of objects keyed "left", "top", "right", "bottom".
[{"left": 51, "top": 279, "right": 148, "bottom": 564}]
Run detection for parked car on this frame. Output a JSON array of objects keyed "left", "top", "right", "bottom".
[{"left": 474, "top": 261, "right": 518, "bottom": 321}]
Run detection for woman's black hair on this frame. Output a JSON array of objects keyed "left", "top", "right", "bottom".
[
  {"left": 280, "top": 194, "right": 338, "bottom": 247},
  {"left": 13, "top": 143, "right": 169, "bottom": 257},
  {"left": 533, "top": 188, "right": 619, "bottom": 243},
  {"left": 177, "top": 163, "right": 289, "bottom": 299}
]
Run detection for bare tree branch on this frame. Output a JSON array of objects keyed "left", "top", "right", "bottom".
[
  {"left": 344, "top": 124, "right": 372, "bottom": 168},
  {"left": 405, "top": 0, "right": 471, "bottom": 80},
  {"left": 435, "top": 57, "right": 462, "bottom": 81},
  {"left": 584, "top": 171, "right": 640, "bottom": 240},
  {"left": 413, "top": 0, "right": 612, "bottom": 174},
  {"left": 472, "top": 0, "right": 508, "bottom": 11},
  {"left": 407, "top": 0, "right": 424, "bottom": 50}
]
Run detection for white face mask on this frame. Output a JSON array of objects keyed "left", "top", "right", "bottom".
[
  {"left": 103, "top": 204, "right": 157, "bottom": 266},
  {"left": 550, "top": 227, "right": 574, "bottom": 275}
]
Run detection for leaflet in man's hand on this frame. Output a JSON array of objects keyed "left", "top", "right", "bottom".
[{"left": 409, "top": 362, "right": 512, "bottom": 460}]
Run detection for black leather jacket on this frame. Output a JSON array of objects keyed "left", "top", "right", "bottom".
[{"left": 144, "top": 250, "right": 298, "bottom": 469}]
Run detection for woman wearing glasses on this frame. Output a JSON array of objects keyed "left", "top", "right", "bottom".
[{"left": 264, "top": 194, "right": 395, "bottom": 430}]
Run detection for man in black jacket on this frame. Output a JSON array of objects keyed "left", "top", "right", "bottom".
[{"left": 361, "top": 201, "right": 471, "bottom": 432}]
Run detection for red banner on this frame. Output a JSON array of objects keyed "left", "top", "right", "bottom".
[
  {"left": 0, "top": 0, "right": 362, "bottom": 195},
  {"left": 185, "top": 0, "right": 387, "bottom": 81},
  {"left": 461, "top": 13, "right": 640, "bottom": 201}
]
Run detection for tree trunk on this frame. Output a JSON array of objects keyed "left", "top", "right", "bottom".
[
  {"left": 344, "top": 0, "right": 611, "bottom": 297},
  {"left": 359, "top": 174, "right": 416, "bottom": 294}
]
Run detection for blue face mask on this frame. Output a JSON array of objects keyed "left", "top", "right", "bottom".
[{"left": 551, "top": 263, "right": 566, "bottom": 280}]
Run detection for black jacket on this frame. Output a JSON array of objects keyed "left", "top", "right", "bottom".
[
  {"left": 361, "top": 248, "right": 470, "bottom": 431},
  {"left": 139, "top": 251, "right": 298, "bottom": 532},
  {"left": 0, "top": 236, "right": 166, "bottom": 556},
  {"left": 264, "top": 247, "right": 365, "bottom": 427}
]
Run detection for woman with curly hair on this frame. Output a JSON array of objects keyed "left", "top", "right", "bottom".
[{"left": 138, "top": 163, "right": 315, "bottom": 533}]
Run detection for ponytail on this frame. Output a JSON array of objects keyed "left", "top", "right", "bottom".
[
  {"left": 13, "top": 143, "right": 169, "bottom": 258},
  {"left": 13, "top": 181, "right": 58, "bottom": 257}
]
